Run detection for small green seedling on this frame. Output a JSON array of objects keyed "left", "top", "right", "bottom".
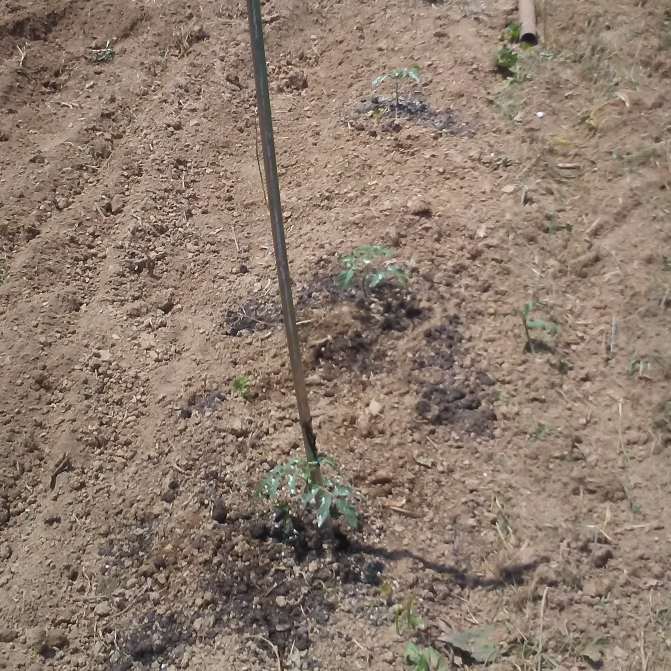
[
  {"left": 520, "top": 300, "right": 556, "bottom": 352},
  {"left": 92, "top": 39, "right": 115, "bottom": 62},
  {"left": 501, "top": 20, "right": 522, "bottom": 43},
  {"left": 338, "top": 245, "right": 409, "bottom": 296},
  {"left": 494, "top": 22, "right": 533, "bottom": 82},
  {"left": 231, "top": 374, "right": 249, "bottom": 395},
  {"left": 404, "top": 643, "right": 449, "bottom": 671},
  {"left": 495, "top": 46, "right": 519, "bottom": 73},
  {"left": 258, "top": 455, "right": 358, "bottom": 529},
  {"left": 395, "top": 595, "right": 424, "bottom": 636},
  {"left": 372, "top": 66, "right": 420, "bottom": 113}
]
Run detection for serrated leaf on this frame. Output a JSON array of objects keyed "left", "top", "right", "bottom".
[
  {"left": 579, "top": 638, "right": 609, "bottom": 663},
  {"left": 319, "top": 455, "right": 341, "bottom": 473},
  {"left": 333, "top": 484, "right": 351, "bottom": 497},
  {"left": 526, "top": 318, "right": 557, "bottom": 336},
  {"left": 413, "top": 454, "right": 434, "bottom": 468},
  {"left": 302, "top": 485, "right": 319, "bottom": 504},
  {"left": 335, "top": 498, "right": 358, "bottom": 529},
  {"left": 441, "top": 623, "right": 507, "bottom": 663},
  {"left": 408, "top": 611, "right": 424, "bottom": 630},
  {"left": 405, "top": 641, "right": 422, "bottom": 664},
  {"left": 369, "top": 269, "right": 386, "bottom": 288},
  {"left": 316, "top": 493, "right": 332, "bottom": 527},
  {"left": 338, "top": 268, "right": 355, "bottom": 291},
  {"left": 423, "top": 647, "right": 449, "bottom": 671}
]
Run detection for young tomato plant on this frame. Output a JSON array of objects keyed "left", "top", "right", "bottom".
[
  {"left": 395, "top": 595, "right": 424, "bottom": 636},
  {"left": 372, "top": 66, "right": 420, "bottom": 112},
  {"left": 520, "top": 300, "right": 557, "bottom": 352},
  {"left": 257, "top": 455, "right": 358, "bottom": 529},
  {"left": 405, "top": 643, "right": 449, "bottom": 671},
  {"left": 338, "top": 245, "right": 409, "bottom": 296}
]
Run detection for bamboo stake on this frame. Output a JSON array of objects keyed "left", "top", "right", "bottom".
[{"left": 246, "top": 0, "right": 322, "bottom": 484}]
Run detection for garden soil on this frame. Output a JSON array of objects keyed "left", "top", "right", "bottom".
[{"left": 1, "top": 0, "right": 671, "bottom": 669}]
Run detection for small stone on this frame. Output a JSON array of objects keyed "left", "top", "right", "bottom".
[
  {"left": 55, "top": 197, "right": 70, "bottom": 210},
  {"left": 94, "top": 601, "right": 112, "bottom": 617},
  {"left": 501, "top": 184, "right": 516, "bottom": 194},
  {"left": 25, "top": 626, "right": 46, "bottom": 653},
  {"left": 369, "top": 469, "right": 393, "bottom": 485},
  {"left": 31, "top": 369, "right": 48, "bottom": 385},
  {"left": 275, "top": 595, "right": 287, "bottom": 607},
  {"left": 367, "top": 399, "right": 383, "bottom": 416},
  {"left": 583, "top": 578, "right": 610, "bottom": 598},
  {"left": 211, "top": 499, "right": 228, "bottom": 524},
  {"left": 98, "top": 349, "right": 112, "bottom": 362},
  {"left": 433, "top": 29, "right": 447, "bottom": 37},
  {"left": 156, "top": 291, "right": 175, "bottom": 314},
  {"left": 386, "top": 227, "right": 401, "bottom": 248},
  {"left": 45, "top": 629, "right": 68, "bottom": 649},
  {"left": 0, "top": 627, "right": 17, "bottom": 643},
  {"left": 407, "top": 196, "right": 432, "bottom": 217},
  {"left": 110, "top": 194, "right": 124, "bottom": 214}
]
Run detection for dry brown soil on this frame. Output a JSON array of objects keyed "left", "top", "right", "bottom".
[{"left": 1, "top": 0, "right": 671, "bottom": 669}]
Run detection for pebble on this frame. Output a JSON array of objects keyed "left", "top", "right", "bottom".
[
  {"left": 25, "top": 626, "right": 46, "bottom": 653},
  {"left": 368, "top": 469, "right": 393, "bottom": 485},
  {"left": 275, "top": 596, "right": 287, "bottom": 607},
  {"left": 110, "top": 194, "right": 125, "bottom": 214},
  {"left": 0, "top": 627, "right": 17, "bottom": 643},
  {"left": 45, "top": 628, "right": 68, "bottom": 648},
  {"left": 367, "top": 399, "right": 383, "bottom": 416},
  {"left": 407, "top": 196, "right": 432, "bottom": 217},
  {"left": 94, "top": 601, "right": 112, "bottom": 617}
]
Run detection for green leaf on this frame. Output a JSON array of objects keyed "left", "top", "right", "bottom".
[
  {"left": 496, "top": 46, "right": 518, "bottom": 70},
  {"left": 319, "top": 455, "right": 341, "bottom": 473},
  {"left": 231, "top": 374, "right": 249, "bottom": 395},
  {"left": 408, "top": 611, "right": 424, "bottom": 631},
  {"left": 335, "top": 498, "right": 358, "bottom": 529},
  {"left": 302, "top": 485, "right": 319, "bottom": 504},
  {"left": 286, "top": 472, "right": 297, "bottom": 493},
  {"left": 333, "top": 484, "right": 351, "bottom": 497},
  {"left": 316, "top": 493, "right": 332, "bottom": 527},
  {"left": 441, "top": 623, "right": 507, "bottom": 663},
  {"left": 372, "top": 74, "right": 388, "bottom": 87},
  {"left": 369, "top": 269, "right": 387, "bottom": 288},
  {"left": 338, "top": 268, "right": 355, "bottom": 291},
  {"left": 522, "top": 300, "right": 533, "bottom": 316},
  {"left": 405, "top": 642, "right": 422, "bottom": 664},
  {"left": 258, "top": 471, "right": 282, "bottom": 498},
  {"left": 423, "top": 648, "right": 449, "bottom": 671},
  {"left": 525, "top": 318, "right": 557, "bottom": 336},
  {"left": 408, "top": 65, "right": 420, "bottom": 82}
]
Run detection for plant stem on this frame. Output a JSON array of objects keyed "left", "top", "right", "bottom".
[
  {"left": 395, "top": 81, "right": 399, "bottom": 118},
  {"left": 521, "top": 314, "right": 534, "bottom": 352}
]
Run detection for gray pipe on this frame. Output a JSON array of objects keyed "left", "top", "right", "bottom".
[{"left": 519, "top": 0, "right": 538, "bottom": 46}]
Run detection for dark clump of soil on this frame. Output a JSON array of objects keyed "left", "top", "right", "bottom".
[
  {"left": 416, "top": 383, "right": 497, "bottom": 436},
  {"left": 222, "top": 299, "right": 283, "bottom": 335},
  {"left": 414, "top": 319, "right": 462, "bottom": 369},
  {"left": 348, "top": 95, "right": 471, "bottom": 135}
]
